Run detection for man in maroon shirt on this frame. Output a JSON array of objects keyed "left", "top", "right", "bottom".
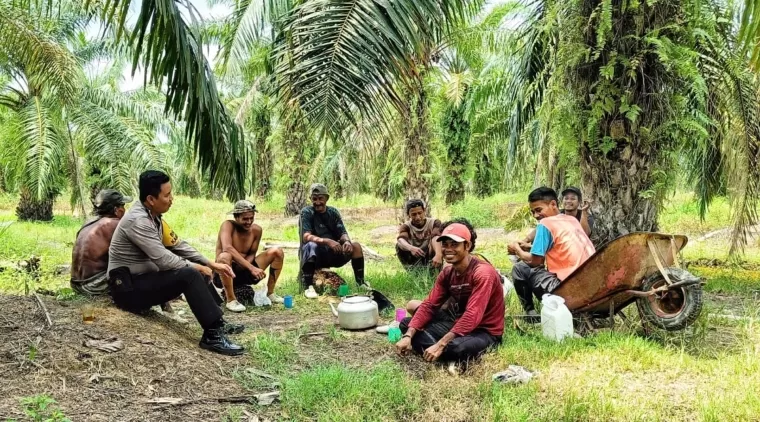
[{"left": 395, "top": 219, "right": 505, "bottom": 363}]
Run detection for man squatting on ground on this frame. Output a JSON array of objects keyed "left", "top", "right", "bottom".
[
  {"left": 509, "top": 187, "right": 595, "bottom": 321},
  {"left": 299, "top": 183, "right": 369, "bottom": 299},
  {"left": 214, "top": 200, "right": 285, "bottom": 312},
  {"left": 107, "top": 170, "right": 245, "bottom": 356},
  {"left": 70, "top": 189, "right": 131, "bottom": 296},
  {"left": 395, "top": 220, "right": 505, "bottom": 363},
  {"left": 395, "top": 199, "right": 443, "bottom": 270}
]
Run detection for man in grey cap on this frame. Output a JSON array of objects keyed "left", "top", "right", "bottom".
[
  {"left": 70, "top": 189, "right": 132, "bottom": 295},
  {"left": 299, "top": 183, "right": 369, "bottom": 299},
  {"left": 214, "top": 200, "right": 285, "bottom": 312}
]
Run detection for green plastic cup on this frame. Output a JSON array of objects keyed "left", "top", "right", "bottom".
[
  {"left": 337, "top": 284, "right": 349, "bottom": 297},
  {"left": 388, "top": 327, "right": 402, "bottom": 343}
]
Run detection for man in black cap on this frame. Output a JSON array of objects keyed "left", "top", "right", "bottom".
[
  {"left": 299, "top": 183, "right": 368, "bottom": 299},
  {"left": 559, "top": 186, "right": 593, "bottom": 236},
  {"left": 214, "top": 200, "right": 285, "bottom": 312},
  {"left": 70, "top": 189, "right": 132, "bottom": 295}
]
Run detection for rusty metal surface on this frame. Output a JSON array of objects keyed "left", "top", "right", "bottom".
[{"left": 552, "top": 232, "right": 687, "bottom": 313}]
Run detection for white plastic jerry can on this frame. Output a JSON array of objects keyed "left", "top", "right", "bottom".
[{"left": 541, "top": 294, "right": 573, "bottom": 342}]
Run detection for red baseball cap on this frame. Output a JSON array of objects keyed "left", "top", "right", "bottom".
[{"left": 437, "top": 223, "right": 471, "bottom": 243}]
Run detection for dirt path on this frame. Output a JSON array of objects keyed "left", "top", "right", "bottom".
[{"left": 0, "top": 294, "right": 405, "bottom": 421}]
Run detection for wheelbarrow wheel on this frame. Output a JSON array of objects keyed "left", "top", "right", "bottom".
[{"left": 636, "top": 267, "right": 703, "bottom": 331}]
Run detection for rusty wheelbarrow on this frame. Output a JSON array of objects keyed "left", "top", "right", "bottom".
[{"left": 551, "top": 232, "right": 703, "bottom": 331}]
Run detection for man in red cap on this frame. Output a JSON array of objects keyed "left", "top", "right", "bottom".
[{"left": 395, "top": 219, "right": 505, "bottom": 364}]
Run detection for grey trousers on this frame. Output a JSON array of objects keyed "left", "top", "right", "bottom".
[{"left": 511, "top": 261, "right": 561, "bottom": 312}]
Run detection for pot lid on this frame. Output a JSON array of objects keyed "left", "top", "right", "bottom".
[{"left": 342, "top": 296, "right": 371, "bottom": 304}]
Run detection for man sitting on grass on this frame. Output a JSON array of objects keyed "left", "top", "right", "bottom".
[
  {"left": 71, "top": 189, "right": 131, "bottom": 295},
  {"left": 395, "top": 219, "right": 504, "bottom": 365},
  {"left": 108, "top": 170, "right": 245, "bottom": 356},
  {"left": 214, "top": 200, "right": 285, "bottom": 312},
  {"left": 299, "top": 183, "right": 370, "bottom": 299},
  {"left": 396, "top": 199, "right": 443, "bottom": 270},
  {"left": 508, "top": 187, "right": 595, "bottom": 322}
]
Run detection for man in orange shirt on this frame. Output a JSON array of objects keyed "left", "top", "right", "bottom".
[{"left": 508, "top": 187, "right": 595, "bottom": 321}]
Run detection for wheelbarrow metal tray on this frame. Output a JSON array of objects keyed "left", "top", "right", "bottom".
[{"left": 552, "top": 232, "right": 687, "bottom": 314}]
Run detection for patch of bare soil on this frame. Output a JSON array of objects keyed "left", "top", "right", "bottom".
[
  {"left": 369, "top": 225, "right": 399, "bottom": 240},
  {"left": 340, "top": 207, "right": 403, "bottom": 225},
  {"left": 705, "top": 292, "right": 760, "bottom": 316},
  {"left": 0, "top": 295, "right": 266, "bottom": 421}
]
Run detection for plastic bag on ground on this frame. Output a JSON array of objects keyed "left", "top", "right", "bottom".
[
  {"left": 492, "top": 365, "right": 535, "bottom": 384},
  {"left": 253, "top": 285, "right": 272, "bottom": 307},
  {"left": 500, "top": 274, "right": 514, "bottom": 298}
]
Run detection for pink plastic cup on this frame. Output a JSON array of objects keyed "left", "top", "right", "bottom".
[{"left": 395, "top": 308, "right": 406, "bottom": 322}]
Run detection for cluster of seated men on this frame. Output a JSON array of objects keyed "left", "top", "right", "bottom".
[{"left": 71, "top": 169, "right": 595, "bottom": 363}]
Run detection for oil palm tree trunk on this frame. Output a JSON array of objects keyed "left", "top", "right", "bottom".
[
  {"left": 402, "top": 71, "right": 431, "bottom": 205},
  {"left": 441, "top": 102, "right": 470, "bottom": 204}
]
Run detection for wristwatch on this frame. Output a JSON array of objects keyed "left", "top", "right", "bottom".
[{"left": 402, "top": 334, "right": 412, "bottom": 339}]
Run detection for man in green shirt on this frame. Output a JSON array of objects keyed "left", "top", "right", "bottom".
[{"left": 299, "top": 184, "right": 369, "bottom": 299}]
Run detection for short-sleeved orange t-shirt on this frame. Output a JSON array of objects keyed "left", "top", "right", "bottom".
[{"left": 535, "top": 214, "right": 595, "bottom": 280}]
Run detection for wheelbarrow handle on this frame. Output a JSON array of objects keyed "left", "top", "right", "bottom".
[{"left": 625, "top": 278, "right": 702, "bottom": 297}]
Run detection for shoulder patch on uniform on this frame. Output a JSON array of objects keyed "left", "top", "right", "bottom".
[{"left": 161, "top": 220, "right": 180, "bottom": 247}]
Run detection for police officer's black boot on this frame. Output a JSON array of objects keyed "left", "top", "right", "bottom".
[{"left": 199, "top": 328, "right": 245, "bottom": 356}]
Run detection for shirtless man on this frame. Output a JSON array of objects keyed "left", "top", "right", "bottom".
[
  {"left": 71, "top": 189, "right": 131, "bottom": 295},
  {"left": 215, "top": 200, "right": 285, "bottom": 312}
]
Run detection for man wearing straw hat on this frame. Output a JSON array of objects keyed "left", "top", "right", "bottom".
[{"left": 214, "top": 200, "right": 285, "bottom": 312}]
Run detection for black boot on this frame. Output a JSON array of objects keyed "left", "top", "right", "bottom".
[{"left": 199, "top": 328, "right": 245, "bottom": 356}]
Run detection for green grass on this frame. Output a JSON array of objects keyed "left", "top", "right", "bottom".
[
  {"left": 658, "top": 193, "right": 733, "bottom": 234},
  {"left": 2, "top": 191, "right": 760, "bottom": 421},
  {"left": 280, "top": 362, "right": 421, "bottom": 422},
  {"left": 692, "top": 267, "right": 760, "bottom": 294},
  {"left": 246, "top": 332, "right": 298, "bottom": 373}
]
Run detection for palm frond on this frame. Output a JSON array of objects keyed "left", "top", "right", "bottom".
[
  {"left": 738, "top": 0, "right": 760, "bottom": 69},
  {"left": 215, "top": 0, "right": 268, "bottom": 77},
  {"left": 278, "top": 0, "right": 481, "bottom": 134},
  {"left": 0, "top": 3, "right": 82, "bottom": 104},
  {"left": 17, "top": 96, "right": 67, "bottom": 200},
  {"left": 90, "top": 0, "right": 246, "bottom": 198}
]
